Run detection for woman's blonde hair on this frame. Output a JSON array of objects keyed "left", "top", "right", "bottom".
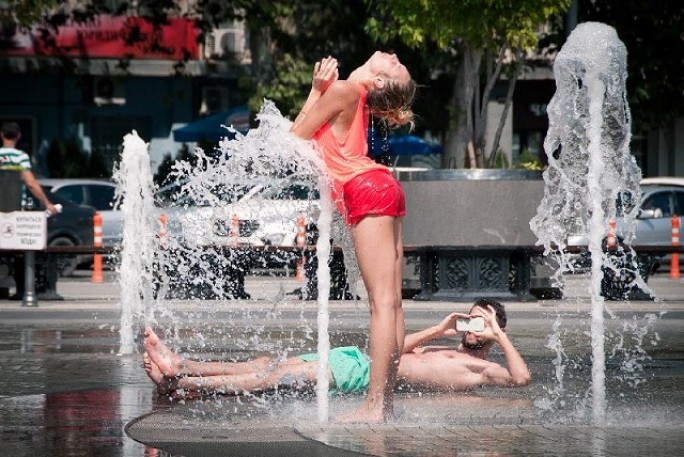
[{"left": 367, "top": 77, "right": 417, "bottom": 129}]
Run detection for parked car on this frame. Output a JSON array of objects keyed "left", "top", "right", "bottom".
[
  {"left": 156, "top": 180, "right": 320, "bottom": 249},
  {"left": 155, "top": 179, "right": 320, "bottom": 271},
  {"left": 568, "top": 179, "right": 684, "bottom": 248},
  {"left": 39, "top": 179, "right": 123, "bottom": 247},
  {"left": 26, "top": 186, "right": 96, "bottom": 276},
  {"left": 567, "top": 178, "right": 684, "bottom": 280}
]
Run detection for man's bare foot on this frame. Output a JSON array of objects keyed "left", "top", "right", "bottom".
[
  {"left": 336, "top": 399, "right": 389, "bottom": 424},
  {"left": 143, "top": 327, "right": 186, "bottom": 378},
  {"left": 143, "top": 352, "right": 177, "bottom": 396}
]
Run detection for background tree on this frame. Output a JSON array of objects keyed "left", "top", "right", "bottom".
[{"left": 366, "top": 0, "right": 571, "bottom": 168}]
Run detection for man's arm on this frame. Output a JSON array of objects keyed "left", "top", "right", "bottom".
[
  {"left": 482, "top": 332, "right": 531, "bottom": 387},
  {"left": 481, "top": 306, "right": 531, "bottom": 387},
  {"left": 21, "top": 170, "right": 57, "bottom": 214},
  {"left": 402, "top": 312, "right": 468, "bottom": 354}
]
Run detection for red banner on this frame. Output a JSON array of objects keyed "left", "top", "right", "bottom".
[{"left": 0, "top": 16, "right": 199, "bottom": 60}]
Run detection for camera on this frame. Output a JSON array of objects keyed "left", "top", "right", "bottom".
[{"left": 456, "top": 316, "right": 485, "bottom": 332}]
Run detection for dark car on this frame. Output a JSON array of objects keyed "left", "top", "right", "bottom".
[
  {"left": 26, "top": 186, "right": 96, "bottom": 276},
  {"left": 40, "top": 179, "right": 122, "bottom": 246}
]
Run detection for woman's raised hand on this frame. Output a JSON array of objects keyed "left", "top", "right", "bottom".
[{"left": 312, "top": 56, "right": 338, "bottom": 94}]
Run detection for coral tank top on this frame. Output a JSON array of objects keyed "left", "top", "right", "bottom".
[{"left": 313, "top": 84, "right": 389, "bottom": 205}]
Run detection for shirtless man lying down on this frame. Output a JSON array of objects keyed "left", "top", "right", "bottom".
[{"left": 143, "top": 298, "right": 531, "bottom": 397}]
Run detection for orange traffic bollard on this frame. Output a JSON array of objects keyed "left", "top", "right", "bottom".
[
  {"left": 295, "top": 214, "right": 307, "bottom": 281},
  {"left": 671, "top": 215, "right": 680, "bottom": 280},
  {"left": 230, "top": 214, "right": 240, "bottom": 245},
  {"left": 607, "top": 219, "right": 617, "bottom": 248},
  {"left": 158, "top": 213, "right": 168, "bottom": 249},
  {"left": 91, "top": 212, "right": 104, "bottom": 283}
]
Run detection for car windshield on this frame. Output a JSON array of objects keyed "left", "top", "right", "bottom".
[{"left": 641, "top": 190, "right": 673, "bottom": 218}]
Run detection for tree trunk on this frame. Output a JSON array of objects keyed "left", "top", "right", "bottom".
[
  {"left": 488, "top": 50, "right": 525, "bottom": 166},
  {"left": 476, "top": 45, "right": 507, "bottom": 166},
  {"left": 474, "top": 58, "right": 482, "bottom": 167},
  {"left": 466, "top": 140, "right": 477, "bottom": 168},
  {"left": 464, "top": 47, "right": 482, "bottom": 169},
  {"left": 443, "top": 46, "right": 482, "bottom": 169},
  {"left": 443, "top": 54, "right": 467, "bottom": 169}
]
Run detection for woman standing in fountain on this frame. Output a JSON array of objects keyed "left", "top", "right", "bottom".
[{"left": 291, "top": 52, "right": 416, "bottom": 422}]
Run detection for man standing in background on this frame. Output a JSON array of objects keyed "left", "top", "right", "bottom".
[{"left": 0, "top": 121, "right": 57, "bottom": 214}]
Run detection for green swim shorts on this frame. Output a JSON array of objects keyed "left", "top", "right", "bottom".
[{"left": 298, "top": 346, "right": 370, "bottom": 395}]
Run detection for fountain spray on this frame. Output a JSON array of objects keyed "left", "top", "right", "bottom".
[
  {"left": 113, "top": 131, "right": 159, "bottom": 355},
  {"left": 116, "top": 102, "right": 339, "bottom": 420},
  {"left": 530, "top": 22, "right": 642, "bottom": 425}
]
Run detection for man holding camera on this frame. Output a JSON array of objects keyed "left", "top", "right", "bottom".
[
  {"left": 397, "top": 298, "right": 531, "bottom": 391},
  {"left": 143, "top": 298, "right": 531, "bottom": 398}
]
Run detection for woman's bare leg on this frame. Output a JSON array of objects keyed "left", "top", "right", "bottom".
[
  {"left": 391, "top": 218, "right": 405, "bottom": 399},
  {"left": 341, "top": 215, "right": 403, "bottom": 422},
  {"left": 144, "top": 327, "right": 271, "bottom": 377}
]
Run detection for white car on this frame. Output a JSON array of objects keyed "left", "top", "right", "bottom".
[
  {"left": 156, "top": 180, "right": 320, "bottom": 250},
  {"left": 40, "top": 179, "right": 123, "bottom": 247},
  {"left": 567, "top": 177, "right": 684, "bottom": 274},
  {"left": 567, "top": 178, "right": 684, "bottom": 248}
]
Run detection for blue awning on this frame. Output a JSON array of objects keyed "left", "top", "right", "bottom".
[
  {"left": 172, "top": 106, "right": 250, "bottom": 142},
  {"left": 368, "top": 133, "right": 443, "bottom": 157}
]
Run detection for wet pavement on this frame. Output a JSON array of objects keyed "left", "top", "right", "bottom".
[{"left": 0, "top": 270, "right": 683, "bottom": 456}]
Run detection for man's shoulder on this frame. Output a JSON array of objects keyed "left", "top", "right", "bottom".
[
  {"left": 0, "top": 147, "right": 29, "bottom": 158},
  {"left": 0, "top": 147, "right": 30, "bottom": 169}
]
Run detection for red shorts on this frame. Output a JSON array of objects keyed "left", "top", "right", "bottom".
[{"left": 342, "top": 169, "right": 406, "bottom": 225}]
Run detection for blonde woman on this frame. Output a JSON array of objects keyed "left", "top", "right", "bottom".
[{"left": 291, "top": 52, "right": 416, "bottom": 422}]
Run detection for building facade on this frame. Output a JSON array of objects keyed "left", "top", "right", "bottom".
[{"left": 0, "top": 13, "right": 251, "bottom": 176}]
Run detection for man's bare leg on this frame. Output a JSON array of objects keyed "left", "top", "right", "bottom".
[
  {"left": 143, "top": 352, "right": 177, "bottom": 395},
  {"left": 144, "top": 327, "right": 270, "bottom": 377},
  {"left": 144, "top": 353, "right": 205, "bottom": 399},
  {"left": 170, "top": 358, "right": 324, "bottom": 396}
]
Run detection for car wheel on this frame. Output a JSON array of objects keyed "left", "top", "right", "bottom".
[{"left": 48, "top": 236, "right": 79, "bottom": 277}]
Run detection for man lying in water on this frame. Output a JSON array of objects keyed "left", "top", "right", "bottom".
[{"left": 143, "top": 298, "right": 531, "bottom": 398}]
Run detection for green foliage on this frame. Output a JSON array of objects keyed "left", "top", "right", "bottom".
[
  {"left": 515, "top": 149, "right": 543, "bottom": 171},
  {"left": 7, "top": 0, "right": 60, "bottom": 26},
  {"left": 247, "top": 53, "right": 313, "bottom": 118},
  {"left": 237, "top": 0, "right": 405, "bottom": 119},
  {"left": 485, "top": 149, "right": 510, "bottom": 169},
  {"left": 366, "top": 0, "right": 572, "bottom": 51},
  {"left": 366, "top": 0, "right": 572, "bottom": 167}
]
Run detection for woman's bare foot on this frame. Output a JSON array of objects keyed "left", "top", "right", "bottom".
[
  {"left": 143, "top": 352, "right": 177, "bottom": 396},
  {"left": 336, "top": 398, "right": 389, "bottom": 424},
  {"left": 143, "top": 327, "right": 186, "bottom": 378}
]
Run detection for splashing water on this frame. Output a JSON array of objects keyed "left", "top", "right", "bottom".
[
  {"left": 116, "top": 101, "right": 354, "bottom": 422},
  {"left": 530, "top": 22, "right": 646, "bottom": 425},
  {"left": 113, "top": 131, "right": 159, "bottom": 354}
]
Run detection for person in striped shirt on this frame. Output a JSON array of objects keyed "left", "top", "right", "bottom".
[{"left": 0, "top": 121, "right": 57, "bottom": 214}]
